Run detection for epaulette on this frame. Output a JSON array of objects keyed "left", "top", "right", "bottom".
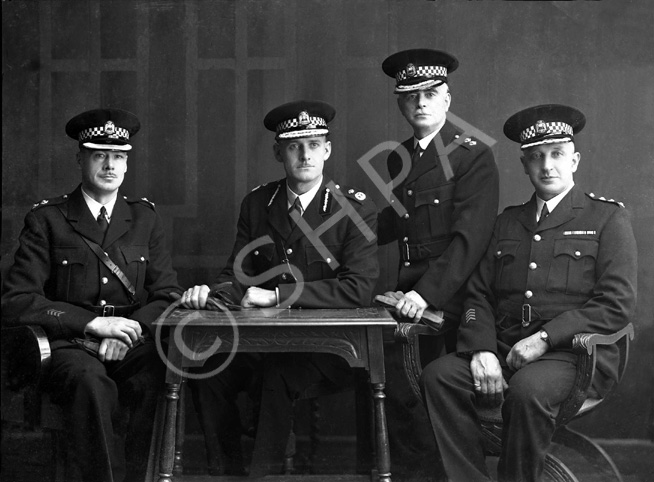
[
  {"left": 453, "top": 133, "right": 478, "bottom": 150},
  {"left": 124, "top": 195, "right": 156, "bottom": 210},
  {"left": 586, "top": 192, "right": 625, "bottom": 208},
  {"left": 502, "top": 202, "right": 526, "bottom": 213},
  {"left": 336, "top": 184, "right": 368, "bottom": 204},
  {"left": 251, "top": 182, "right": 269, "bottom": 192},
  {"left": 31, "top": 194, "right": 69, "bottom": 211}
]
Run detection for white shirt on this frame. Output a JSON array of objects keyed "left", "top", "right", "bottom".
[
  {"left": 81, "top": 188, "right": 117, "bottom": 223},
  {"left": 286, "top": 177, "right": 323, "bottom": 214},
  {"left": 536, "top": 183, "right": 574, "bottom": 223},
  {"left": 414, "top": 128, "right": 441, "bottom": 155}
]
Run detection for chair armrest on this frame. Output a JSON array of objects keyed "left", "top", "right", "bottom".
[
  {"left": 1, "top": 325, "right": 52, "bottom": 390},
  {"left": 556, "top": 322, "right": 634, "bottom": 425}
]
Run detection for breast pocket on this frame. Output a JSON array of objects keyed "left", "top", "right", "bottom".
[
  {"left": 547, "top": 238, "right": 599, "bottom": 296},
  {"left": 494, "top": 239, "right": 520, "bottom": 290},
  {"left": 414, "top": 183, "right": 455, "bottom": 237},
  {"left": 305, "top": 245, "right": 340, "bottom": 281},
  {"left": 249, "top": 243, "right": 275, "bottom": 273},
  {"left": 119, "top": 245, "right": 149, "bottom": 290},
  {"left": 52, "top": 246, "right": 89, "bottom": 301}
]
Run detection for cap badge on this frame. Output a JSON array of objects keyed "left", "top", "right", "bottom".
[
  {"left": 535, "top": 120, "right": 547, "bottom": 135},
  {"left": 298, "top": 111, "right": 310, "bottom": 126},
  {"left": 104, "top": 120, "right": 120, "bottom": 139},
  {"left": 405, "top": 63, "right": 416, "bottom": 78}
]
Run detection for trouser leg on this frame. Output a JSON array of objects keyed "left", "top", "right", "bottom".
[
  {"left": 188, "top": 353, "right": 260, "bottom": 475},
  {"left": 498, "top": 356, "right": 576, "bottom": 482},
  {"left": 420, "top": 353, "right": 491, "bottom": 482}
]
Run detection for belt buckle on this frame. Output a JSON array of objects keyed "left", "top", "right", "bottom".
[
  {"left": 521, "top": 304, "right": 531, "bottom": 327},
  {"left": 102, "top": 305, "right": 115, "bottom": 317}
]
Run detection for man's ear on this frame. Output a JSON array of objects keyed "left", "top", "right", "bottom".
[
  {"left": 273, "top": 142, "right": 282, "bottom": 163},
  {"left": 323, "top": 140, "right": 332, "bottom": 161},
  {"left": 76, "top": 151, "right": 82, "bottom": 168},
  {"left": 520, "top": 155, "right": 529, "bottom": 175},
  {"left": 571, "top": 151, "right": 580, "bottom": 173}
]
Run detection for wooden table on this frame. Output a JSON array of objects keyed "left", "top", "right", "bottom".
[{"left": 151, "top": 306, "right": 396, "bottom": 481}]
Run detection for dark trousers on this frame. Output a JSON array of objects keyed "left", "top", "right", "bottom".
[
  {"left": 187, "top": 353, "right": 262, "bottom": 475},
  {"left": 249, "top": 353, "right": 352, "bottom": 477},
  {"left": 46, "top": 340, "right": 164, "bottom": 482},
  {"left": 420, "top": 352, "right": 577, "bottom": 482}
]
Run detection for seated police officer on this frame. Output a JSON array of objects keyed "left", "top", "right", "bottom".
[
  {"left": 2, "top": 108, "right": 182, "bottom": 482},
  {"left": 419, "top": 105, "right": 637, "bottom": 482},
  {"left": 181, "top": 100, "right": 379, "bottom": 475}
]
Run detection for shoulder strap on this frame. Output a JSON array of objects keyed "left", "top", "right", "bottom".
[{"left": 80, "top": 236, "right": 137, "bottom": 300}]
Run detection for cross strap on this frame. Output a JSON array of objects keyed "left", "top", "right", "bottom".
[{"left": 80, "top": 235, "right": 138, "bottom": 301}]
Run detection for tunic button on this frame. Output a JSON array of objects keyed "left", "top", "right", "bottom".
[
  {"left": 403, "top": 237, "right": 409, "bottom": 242},
  {"left": 433, "top": 199, "right": 440, "bottom": 204},
  {"left": 254, "top": 250, "right": 259, "bottom": 256},
  {"left": 281, "top": 274, "right": 288, "bottom": 280},
  {"left": 404, "top": 213, "right": 410, "bottom": 219},
  {"left": 326, "top": 258, "right": 332, "bottom": 264},
  {"left": 62, "top": 260, "right": 68, "bottom": 266},
  {"left": 101, "top": 277, "right": 108, "bottom": 284},
  {"left": 407, "top": 190, "right": 413, "bottom": 196},
  {"left": 404, "top": 261, "right": 411, "bottom": 267},
  {"left": 574, "top": 251, "right": 581, "bottom": 257},
  {"left": 100, "top": 300, "right": 107, "bottom": 306},
  {"left": 533, "top": 234, "right": 542, "bottom": 242},
  {"left": 529, "top": 262, "right": 537, "bottom": 270},
  {"left": 286, "top": 248, "right": 293, "bottom": 255},
  {"left": 525, "top": 290, "right": 533, "bottom": 299},
  {"left": 496, "top": 250, "right": 502, "bottom": 256},
  {"left": 140, "top": 256, "right": 145, "bottom": 262}
]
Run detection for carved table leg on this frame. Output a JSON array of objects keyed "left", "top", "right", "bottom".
[
  {"left": 157, "top": 382, "right": 181, "bottom": 482},
  {"left": 372, "top": 382, "right": 391, "bottom": 482},
  {"left": 173, "top": 380, "right": 185, "bottom": 476}
]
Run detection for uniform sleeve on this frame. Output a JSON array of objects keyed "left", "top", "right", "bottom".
[
  {"left": 278, "top": 199, "right": 380, "bottom": 308},
  {"left": 414, "top": 145, "right": 499, "bottom": 310},
  {"left": 129, "top": 211, "right": 182, "bottom": 332},
  {"left": 543, "top": 208, "right": 637, "bottom": 346},
  {"left": 456, "top": 220, "right": 501, "bottom": 354},
  {"left": 1, "top": 211, "right": 96, "bottom": 340}
]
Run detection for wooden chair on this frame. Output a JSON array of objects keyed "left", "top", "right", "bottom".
[
  {"left": 395, "top": 321, "right": 635, "bottom": 482},
  {"left": 1, "top": 325, "right": 68, "bottom": 482}
]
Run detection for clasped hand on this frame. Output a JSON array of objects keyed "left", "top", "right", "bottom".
[
  {"left": 384, "top": 290, "right": 428, "bottom": 322},
  {"left": 84, "top": 317, "right": 143, "bottom": 362}
]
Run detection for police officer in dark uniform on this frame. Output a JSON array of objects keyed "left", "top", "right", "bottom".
[
  {"left": 377, "top": 49, "right": 500, "bottom": 477},
  {"left": 2, "top": 108, "right": 182, "bottom": 482},
  {"left": 181, "top": 100, "right": 379, "bottom": 476},
  {"left": 420, "top": 105, "right": 637, "bottom": 482}
]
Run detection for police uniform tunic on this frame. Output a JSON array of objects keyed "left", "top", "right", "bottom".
[
  {"left": 421, "top": 185, "right": 637, "bottom": 481},
  {"left": 377, "top": 120, "right": 499, "bottom": 476},
  {"left": 190, "top": 177, "right": 379, "bottom": 475},
  {"left": 1, "top": 185, "right": 181, "bottom": 481}
]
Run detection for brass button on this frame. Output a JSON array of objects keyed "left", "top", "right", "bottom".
[
  {"left": 407, "top": 190, "right": 413, "bottom": 196},
  {"left": 281, "top": 274, "right": 288, "bottom": 280},
  {"left": 525, "top": 290, "right": 533, "bottom": 299},
  {"left": 496, "top": 250, "right": 502, "bottom": 256},
  {"left": 101, "top": 277, "right": 108, "bottom": 284},
  {"left": 254, "top": 250, "right": 259, "bottom": 256},
  {"left": 404, "top": 213, "right": 410, "bottom": 219},
  {"left": 326, "top": 257, "right": 332, "bottom": 264},
  {"left": 140, "top": 256, "right": 145, "bottom": 262},
  {"left": 533, "top": 234, "right": 542, "bottom": 242},
  {"left": 62, "top": 260, "right": 68, "bottom": 266},
  {"left": 286, "top": 248, "right": 293, "bottom": 255},
  {"left": 100, "top": 300, "right": 107, "bottom": 306},
  {"left": 574, "top": 250, "right": 581, "bottom": 257},
  {"left": 529, "top": 262, "right": 537, "bottom": 270},
  {"left": 403, "top": 237, "right": 409, "bottom": 242},
  {"left": 433, "top": 199, "right": 440, "bottom": 204},
  {"left": 404, "top": 261, "right": 411, "bottom": 267}
]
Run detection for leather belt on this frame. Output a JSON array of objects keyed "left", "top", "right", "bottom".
[
  {"left": 497, "top": 299, "right": 583, "bottom": 327},
  {"left": 90, "top": 302, "right": 140, "bottom": 317},
  {"left": 401, "top": 237, "right": 452, "bottom": 262}
]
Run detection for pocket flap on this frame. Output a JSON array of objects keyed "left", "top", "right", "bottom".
[
  {"left": 495, "top": 239, "right": 520, "bottom": 259},
  {"left": 415, "top": 183, "right": 455, "bottom": 207},
  {"left": 120, "top": 245, "right": 149, "bottom": 263},
  {"left": 553, "top": 238, "right": 599, "bottom": 259},
  {"left": 52, "top": 246, "right": 88, "bottom": 265}
]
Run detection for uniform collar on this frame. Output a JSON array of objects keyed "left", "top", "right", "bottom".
[
  {"left": 81, "top": 187, "right": 118, "bottom": 221},
  {"left": 413, "top": 127, "right": 441, "bottom": 152},
  {"left": 536, "top": 183, "right": 575, "bottom": 222},
  {"left": 286, "top": 177, "right": 323, "bottom": 213}
]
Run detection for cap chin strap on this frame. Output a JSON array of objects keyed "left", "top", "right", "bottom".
[
  {"left": 83, "top": 142, "right": 132, "bottom": 151},
  {"left": 394, "top": 78, "right": 445, "bottom": 94},
  {"left": 521, "top": 137, "right": 572, "bottom": 150},
  {"left": 277, "top": 128, "right": 330, "bottom": 140}
]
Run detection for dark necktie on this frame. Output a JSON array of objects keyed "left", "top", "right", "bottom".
[
  {"left": 97, "top": 206, "right": 109, "bottom": 233},
  {"left": 412, "top": 144, "right": 423, "bottom": 164},
  {"left": 538, "top": 203, "right": 550, "bottom": 225},
  {"left": 289, "top": 197, "right": 303, "bottom": 221}
]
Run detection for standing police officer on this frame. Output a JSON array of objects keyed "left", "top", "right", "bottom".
[
  {"left": 2, "top": 108, "right": 182, "bottom": 482},
  {"left": 420, "top": 105, "right": 637, "bottom": 481},
  {"left": 377, "top": 49, "right": 500, "bottom": 476},
  {"left": 181, "top": 100, "right": 379, "bottom": 475}
]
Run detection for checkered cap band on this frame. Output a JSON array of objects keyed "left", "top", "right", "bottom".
[
  {"left": 520, "top": 122, "right": 573, "bottom": 142},
  {"left": 276, "top": 115, "right": 327, "bottom": 134},
  {"left": 78, "top": 125, "right": 130, "bottom": 142},
  {"left": 278, "top": 128, "right": 330, "bottom": 140},
  {"left": 396, "top": 65, "right": 447, "bottom": 82}
]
